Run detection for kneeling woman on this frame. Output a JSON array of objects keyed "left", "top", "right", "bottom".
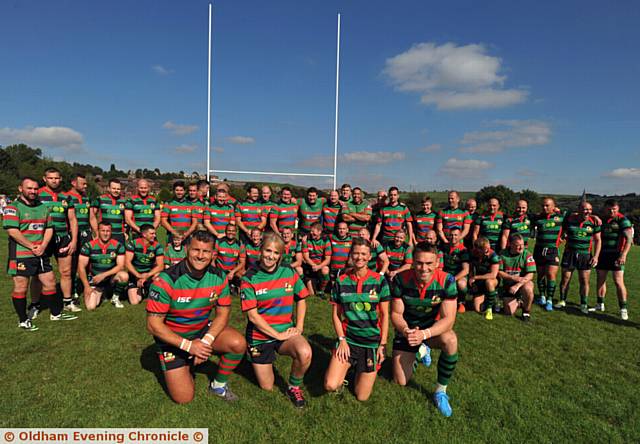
[
  {"left": 241, "top": 232, "right": 313, "bottom": 408},
  {"left": 324, "top": 237, "right": 390, "bottom": 401}
]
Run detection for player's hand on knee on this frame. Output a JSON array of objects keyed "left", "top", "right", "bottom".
[
  {"left": 336, "top": 341, "right": 350, "bottom": 362},
  {"left": 191, "top": 339, "right": 213, "bottom": 360}
]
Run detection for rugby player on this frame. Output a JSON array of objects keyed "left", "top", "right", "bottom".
[
  {"left": 269, "top": 187, "right": 298, "bottom": 235},
  {"left": 301, "top": 222, "right": 331, "bottom": 295},
  {"left": 595, "top": 199, "right": 633, "bottom": 320},
  {"left": 125, "top": 224, "right": 165, "bottom": 305},
  {"left": 161, "top": 181, "right": 198, "bottom": 243},
  {"left": 204, "top": 188, "right": 235, "bottom": 240},
  {"left": 340, "top": 183, "right": 353, "bottom": 203},
  {"left": 212, "top": 182, "right": 237, "bottom": 207},
  {"left": 298, "top": 187, "right": 325, "bottom": 237},
  {"left": 500, "top": 199, "right": 531, "bottom": 251},
  {"left": 498, "top": 234, "right": 536, "bottom": 321},
  {"left": 187, "top": 183, "right": 207, "bottom": 232},
  {"left": 436, "top": 191, "right": 472, "bottom": 244},
  {"left": 385, "top": 230, "right": 413, "bottom": 280},
  {"left": 531, "top": 198, "right": 565, "bottom": 310},
  {"left": 90, "top": 178, "right": 127, "bottom": 245},
  {"left": 259, "top": 185, "right": 276, "bottom": 227},
  {"left": 36, "top": 167, "right": 79, "bottom": 312},
  {"left": 370, "top": 189, "right": 388, "bottom": 234},
  {"left": 469, "top": 237, "right": 500, "bottom": 320},
  {"left": 413, "top": 196, "right": 437, "bottom": 244},
  {"left": 329, "top": 221, "right": 352, "bottom": 279},
  {"left": 391, "top": 242, "right": 459, "bottom": 417},
  {"left": 424, "top": 230, "right": 445, "bottom": 268},
  {"left": 4, "top": 177, "right": 77, "bottom": 330},
  {"left": 358, "top": 227, "right": 390, "bottom": 275},
  {"left": 372, "top": 187, "right": 414, "bottom": 245},
  {"left": 281, "top": 226, "right": 303, "bottom": 275},
  {"left": 164, "top": 234, "right": 186, "bottom": 268},
  {"left": 65, "top": 173, "right": 91, "bottom": 305},
  {"left": 472, "top": 198, "right": 504, "bottom": 251},
  {"left": 78, "top": 222, "right": 129, "bottom": 310},
  {"left": 245, "top": 228, "right": 263, "bottom": 270},
  {"left": 124, "top": 179, "right": 160, "bottom": 238},
  {"left": 241, "top": 232, "right": 312, "bottom": 408},
  {"left": 443, "top": 228, "right": 470, "bottom": 313},
  {"left": 557, "top": 201, "right": 601, "bottom": 313},
  {"left": 196, "top": 179, "right": 210, "bottom": 201},
  {"left": 340, "top": 187, "right": 371, "bottom": 237},
  {"left": 213, "top": 223, "right": 246, "bottom": 286},
  {"left": 324, "top": 237, "right": 390, "bottom": 401},
  {"left": 464, "top": 198, "right": 479, "bottom": 249},
  {"left": 235, "top": 185, "right": 267, "bottom": 243},
  {"left": 147, "top": 230, "right": 246, "bottom": 403},
  {"left": 321, "top": 190, "right": 343, "bottom": 235}
]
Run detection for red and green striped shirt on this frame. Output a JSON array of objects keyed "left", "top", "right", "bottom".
[
  {"left": 414, "top": 211, "right": 437, "bottom": 242},
  {"left": 80, "top": 238, "right": 124, "bottom": 275},
  {"left": 125, "top": 195, "right": 158, "bottom": 227},
  {"left": 282, "top": 239, "right": 300, "bottom": 266},
  {"left": 437, "top": 207, "right": 472, "bottom": 236},
  {"left": 302, "top": 236, "right": 331, "bottom": 265},
  {"left": 378, "top": 203, "right": 413, "bottom": 242},
  {"left": 270, "top": 201, "right": 298, "bottom": 232},
  {"left": 205, "top": 202, "right": 235, "bottom": 235},
  {"left": 298, "top": 197, "right": 325, "bottom": 234},
  {"left": 236, "top": 200, "right": 265, "bottom": 231},
  {"left": 322, "top": 202, "right": 343, "bottom": 234},
  {"left": 343, "top": 200, "right": 372, "bottom": 236},
  {"left": 329, "top": 234, "right": 352, "bottom": 271},
  {"left": 245, "top": 242, "right": 262, "bottom": 269},
  {"left": 385, "top": 243, "right": 413, "bottom": 271},
  {"left": 64, "top": 190, "right": 90, "bottom": 233},
  {"left": 164, "top": 245, "right": 186, "bottom": 267},
  {"left": 126, "top": 238, "right": 164, "bottom": 273},
  {"left": 92, "top": 194, "right": 127, "bottom": 236},
  {"left": 38, "top": 187, "right": 70, "bottom": 236},
  {"left": 161, "top": 198, "right": 193, "bottom": 234},
  {"left": 3, "top": 198, "right": 53, "bottom": 266},
  {"left": 214, "top": 238, "right": 246, "bottom": 272}
]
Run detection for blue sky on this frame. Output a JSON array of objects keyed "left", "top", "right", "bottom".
[{"left": 1, "top": 0, "right": 639, "bottom": 194}]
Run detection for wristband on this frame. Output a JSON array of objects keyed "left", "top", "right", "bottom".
[
  {"left": 204, "top": 333, "right": 215, "bottom": 344},
  {"left": 422, "top": 330, "right": 427, "bottom": 341},
  {"left": 185, "top": 340, "right": 192, "bottom": 353},
  {"left": 179, "top": 338, "right": 187, "bottom": 351},
  {"left": 338, "top": 336, "right": 346, "bottom": 341},
  {"left": 425, "top": 329, "right": 432, "bottom": 340}
]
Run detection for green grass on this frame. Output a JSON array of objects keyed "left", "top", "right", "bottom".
[{"left": 0, "top": 228, "right": 639, "bottom": 443}]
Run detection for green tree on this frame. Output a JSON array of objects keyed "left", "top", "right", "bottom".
[
  {"left": 476, "top": 185, "right": 517, "bottom": 214},
  {"left": 519, "top": 189, "right": 541, "bottom": 211}
]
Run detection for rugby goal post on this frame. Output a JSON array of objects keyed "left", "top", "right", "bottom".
[{"left": 206, "top": 5, "right": 341, "bottom": 190}]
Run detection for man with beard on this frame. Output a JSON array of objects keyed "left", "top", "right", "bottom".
[
  {"left": 125, "top": 179, "right": 160, "bottom": 238},
  {"left": 125, "top": 224, "right": 165, "bottom": 305},
  {"left": 91, "top": 178, "right": 128, "bottom": 245},
  {"left": 161, "top": 181, "right": 198, "bottom": 243},
  {"left": 322, "top": 190, "right": 343, "bottom": 235},
  {"left": 298, "top": 187, "right": 326, "bottom": 237},
  {"left": 341, "top": 187, "right": 372, "bottom": 237},
  {"left": 204, "top": 188, "right": 235, "bottom": 240}
]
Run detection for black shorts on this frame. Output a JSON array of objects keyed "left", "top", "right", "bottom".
[
  {"left": 155, "top": 326, "right": 210, "bottom": 371},
  {"left": 246, "top": 340, "right": 284, "bottom": 365},
  {"left": 470, "top": 280, "right": 490, "bottom": 296},
  {"left": 77, "top": 230, "right": 92, "bottom": 252},
  {"left": 127, "top": 277, "right": 152, "bottom": 294},
  {"left": 302, "top": 263, "right": 324, "bottom": 282},
  {"left": 392, "top": 334, "right": 423, "bottom": 354},
  {"left": 45, "top": 234, "right": 72, "bottom": 258},
  {"left": 334, "top": 343, "right": 378, "bottom": 373},
  {"left": 561, "top": 250, "right": 592, "bottom": 271},
  {"left": 596, "top": 251, "right": 624, "bottom": 272},
  {"left": 533, "top": 245, "right": 560, "bottom": 267},
  {"left": 88, "top": 274, "right": 115, "bottom": 292},
  {"left": 8, "top": 256, "right": 53, "bottom": 277}
]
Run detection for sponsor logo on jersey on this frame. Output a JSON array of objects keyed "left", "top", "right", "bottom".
[
  {"left": 285, "top": 282, "right": 293, "bottom": 293},
  {"left": 149, "top": 290, "right": 161, "bottom": 301},
  {"left": 369, "top": 289, "right": 378, "bottom": 301},
  {"left": 4, "top": 207, "right": 16, "bottom": 216},
  {"left": 28, "top": 223, "right": 45, "bottom": 231},
  {"left": 17, "top": 262, "right": 27, "bottom": 271},
  {"left": 110, "top": 252, "right": 117, "bottom": 258},
  {"left": 209, "top": 291, "right": 219, "bottom": 303},
  {"left": 256, "top": 288, "right": 268, "bottom": 296},
  {"left": 431, "top": 296, "right": 442, "bottom": 304},
  {"left": 163, "top": 352, "right": 175, "bottom": 362}
]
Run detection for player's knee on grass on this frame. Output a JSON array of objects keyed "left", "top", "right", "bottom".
[
  {"left": 294, "top": 341, "right": 312, "bottom": 365},
  {"left": 128, "top": 288, "right": 142, "bottom": 305},
  {"left": 321, "top": 266, "right": 330, "bottom": 276},
  {"left": 473, "top": 295, "right": 484, "bottom": 312},
  {"left": 457, "top": 279, "right": 467, "bottom": 292},
  {"left": 224, "top": 330, "right": 247, "bottom": 355},
  {"left": 114, "top": 271, "right": 129, "bottom": 283},
  {"left": 438, "top": 330, "right": 458, "bottom": 355}
]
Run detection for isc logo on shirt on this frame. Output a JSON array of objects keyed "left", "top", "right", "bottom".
[
  {"left": 256, "top": 288, "right": 268, "bottom": 296},
  {"left": 177, "top": 297, "right": 192, "bottom": 303}
]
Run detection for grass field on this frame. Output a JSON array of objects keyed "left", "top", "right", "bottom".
[{"left": 1, "top": 228, "right": 639, "bottom": 443}]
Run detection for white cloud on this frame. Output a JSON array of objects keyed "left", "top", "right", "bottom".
[
  {"left": 213, "top": 146, "right": 224, "bottom": 153},
  {"left": 152, "top": 65, "right": 172, "bottom": 76},
  {"left": 459, "top": 120, "right": 551, "bottom": 153},
  {"left": 226, "top": 136, "right": 255, "bottom": 144},
  {"left": 296, "top": 155, "right": 333, "bottom": 169},
  {"left": 603, "top": 168, "right": 640, "bottom": 179},
  {"left": 342, "top": 151, "right": 406, "bottom": 164},
  {"left": 383, "top": 42, "right": 528, "bottom": 110},
  {"left": 163, "top": 121, "right": 198, "bottom": 135},
  {"left": 439, "top": 157, "right": 493, "bottom": 178},
  {"left": 419, "top": 144, "right": 442, "bottom": 153},
  {"left": 0, "top": 126, "right": 84, "bottom": 152},
  {"left": 174, "top": 144, "right": 197, "bottom": 154}
]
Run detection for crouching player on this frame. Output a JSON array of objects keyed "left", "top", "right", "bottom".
[
  {"left": 469, "top": 237, "right": 500, "bottom": 320},
  {"left": 324, "top": 237, "right": 390, "bottom": 401},
  {"left": 125, "top": 224, "right": 165, "bottom": 305},
  {"left": 391, "top": 242, "right": 459, "bottom": 417},
  {"left": 498, "top": 234, "right": 536, "bottom": 321},
  {"left": 78, "top": 222, "right": 129, "bottom": 310},
  {"left": 443, "top": 228, "right": 470, "bottom": 313},
  {"left": 241, "top": 232, "right": 312, "bottom": 408},
  {"left": 146, "top": 230, "right": 246, "bottom": 404}
]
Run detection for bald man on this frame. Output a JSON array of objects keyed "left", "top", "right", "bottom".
[{"left": 125, "top": 179, "right": 161, "bottom": 238}]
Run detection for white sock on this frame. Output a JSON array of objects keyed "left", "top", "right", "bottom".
[
  {"left": 435, "top": 383, "right": 447, "bottom": 393},
  {"left": 211, "top": 379, "right": 226, "bottom": 389}
]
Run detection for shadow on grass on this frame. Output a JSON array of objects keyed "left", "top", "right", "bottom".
[
  {"left": 306, "top": 334, "right": 333, "bottom": 398},
  {"left": 563, "top": 303, "right": 640, "bottom": 328}
]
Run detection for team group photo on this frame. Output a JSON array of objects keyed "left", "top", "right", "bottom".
[{"left": 1, "top": 1, "right": 639, "bottom": 443}]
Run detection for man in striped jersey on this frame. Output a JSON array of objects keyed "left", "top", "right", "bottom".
[
  {"left": 236, "top": 185, "right": 267, "bottom": 243},
  {"left": 464, "top": 198, "right": 478, "bottom": 250},
  {"left": 161, "top": 181, "right": 198, "bottom": 243},
  {"left": 147, "top": 230, "right": 246, "bottom": 403},
  {"left": 472, "top": 197, "right": 504, "bottom": 251},
  {"left": 413, "top": 196, "right": 437, "bottom": 244},
  {"left": 124, "top": 179, "right": 160, "bottom": 239},
  {"left": 358, "top": 227, "right": 390, "bottom": 275},
  {"left": 443, "top": 228, "right": 470, "bottom": 313},
  {"left": 498, "top": 234, "right": 536, "bottom": 321},
  {"left": 499, "top": 199, "right": 531, "bottom": 251},
  {"left": 269, "top": 187, "right": 298, "bottom": 236},
  {"left": 391, "top": 242, "right": 459, "bottom": 417},
  {"left": 558, "top": 201, "right": 601, "bottom": 313},
  {"left": 329, "top": 221, "right": 352, "bottom": 279},
  {"left": 298, "top": 187, "right": 325, "bottom": 237},
  {"left": 436, "top": 191, "right": 472, "bottom": 245},
  {"left": 386, "top": 230, "right": 413, "bottom": 280},
  {"left": 4, "top": 177, "right": 77, "bottom": 330},
  {"left": 90, "top": 178, "right": 127, "bottom": 245},
  {"left": 340, "top": 183, "right": 353, "bottom": 203},
  {"left": 340, "top": 187, "right": 372, "bottom": 237},
  {"left": 372, "top": 186, "right": 414, "bottom": 245},
  {"left": 187, "top": 183, "right": 207, "bottom": 232},
  {"left": 241, "top": 232, "right": 312, "bottom": 408},
  {"left": 301, "top": 222, "right": 331, "bottom": 295},
  {"left": 77, "top": 222, "right": 129, "bottom": 310},
  {"left": 125, "top": 224, "right": 165, "bottom": 305},
  {"left": 65, "top": 173, "right": 91, "bottom": 306},
  {"left": 532, "top": 198, "right": 565, "bottom": 311},
  {"left": 322, "top": 190, "right": 343, "bottom": 235},
  {"left": 324, "top": 237, "right": 390, "bottom": 401},
  {"left": 259, "top": 185, "right": 276, "bottom": 228},
  {"left": 470, "top": 237, "right": 501, "bottom": 319},
  {"left": 204, "top": 188, "right": 235, "bottom": 240},
  {"left": 213, "top": 223, "right": 246, "bottom": 287},
  {"left": 245, "top": 228, "right": 263, "bottom": 270},
  {"left": 595, "top": 199, "right": 633, "bottom": 320},
  {"left": 36, "top": 167, "right": 79, "bottom": 313},
  {"left": 281, "top": 226, "right": 303, "bottom": 275},
  {"left": 370, "top": 190, "right": 387, "bottom": 235}
]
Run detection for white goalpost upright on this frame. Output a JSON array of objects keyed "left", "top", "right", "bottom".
[{"left": 206, "top": 5, "right": 341, "bottom": 190}]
